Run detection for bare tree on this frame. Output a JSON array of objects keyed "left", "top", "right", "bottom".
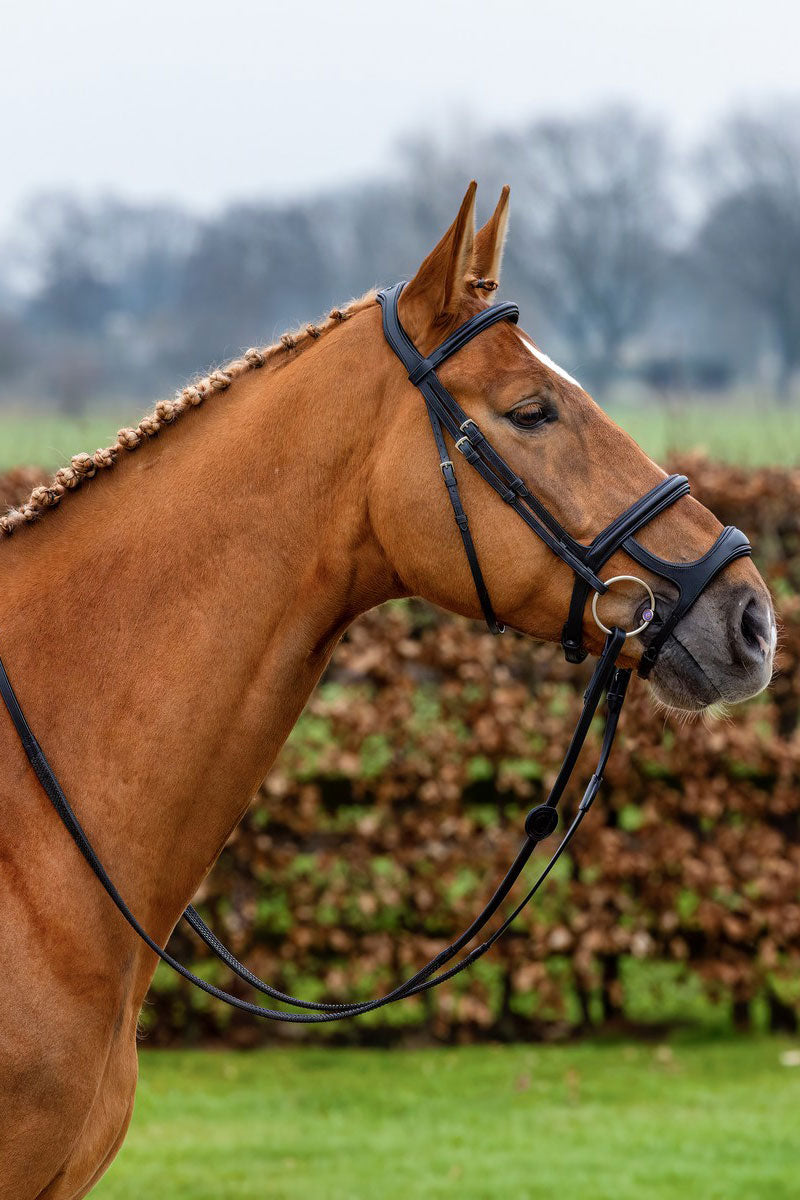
[
  {"left": 4, "top": 103, "right": 798, "bottom": 411},
  {"left": 493, "top": 108, "right": 673, "bottom": 396},
  {"left": 697, "top": 108, "right": 800, "bottom": 399},
  {"left": 0, "top": 313, "right": 28, "bottom": 380},
  {"left": 177, "top": 200, "right": 340, "bottom": 373},
  {"left": 20, "top": 194, "right": 196, "bottom": 329}
]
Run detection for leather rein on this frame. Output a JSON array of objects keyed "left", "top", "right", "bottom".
[{"left": 0, "top": 284, "right": 753, "bottom": 1022}]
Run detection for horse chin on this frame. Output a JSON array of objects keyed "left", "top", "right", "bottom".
[
  {"left": 646, "top": 635, "right": 726, "bottom": 713},
  {"left": 647, "top": 630, "right": 773, "bottom": 714}
]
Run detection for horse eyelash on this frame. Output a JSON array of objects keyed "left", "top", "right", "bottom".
[{"left": 506, "top": 400, "right": 555, "bottom": 429}]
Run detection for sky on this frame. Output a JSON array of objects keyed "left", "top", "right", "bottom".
[{"left": 2, "top": 0, "right": 797, "bottom": 226}]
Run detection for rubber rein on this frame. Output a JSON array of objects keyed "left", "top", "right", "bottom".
[{"left": 0, "top": 284, "right": 752, "bottom": 1022}]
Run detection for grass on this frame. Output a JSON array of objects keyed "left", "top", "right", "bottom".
[
  {"left": 0, "top": 412, "right": 126, "bottom": 473},
  {"left": 92, "top": 1039, "right": 800, "bottom": 1199},
  {"left": 0, "top": 400, "right": 797, "bottom": 474},
  {"left": 606, "top": 399, "right": 800, "bottom": 468}
]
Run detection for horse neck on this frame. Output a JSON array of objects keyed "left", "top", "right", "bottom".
[{"left": 0, "top": 308, "right": 398, "bottom": 950}]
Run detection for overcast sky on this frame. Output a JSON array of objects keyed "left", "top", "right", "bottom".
[{"left": 2, "top": 0, "right": 796, "bottom": 226}]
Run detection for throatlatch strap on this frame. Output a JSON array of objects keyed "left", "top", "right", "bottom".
[{"left": 427, "top": 403, "right": 504, "bottom": 634}]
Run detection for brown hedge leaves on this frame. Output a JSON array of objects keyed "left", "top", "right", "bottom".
[{"left": 4, "top": 456, "right": 799, "bottom": 1042}]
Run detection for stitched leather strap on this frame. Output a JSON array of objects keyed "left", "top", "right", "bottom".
[
  {"left": 627, "top": 525, "right": 752, "bottom": 677},
  {"left": 427, "top": 403, "right": 504, "bottom": 633},
  {"left": 560, "top": 475, "right": 691, "bottom": 662}
]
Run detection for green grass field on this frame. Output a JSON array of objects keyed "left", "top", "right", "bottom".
[
  {"left": 0, "top": 412, "right": 125, "bottom": 473},
  {"left": 92, "top": 1039, "right": 800, "bottom": 1200},
  {"left": 0, "top": 400, "right": 797, "bottom": 473},
  {"left": 607, "top": 400, "right": 800, "bottom": 467}
]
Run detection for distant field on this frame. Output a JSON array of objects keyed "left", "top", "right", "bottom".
[
  {"left": 608, "top": 400, "right": 800, "bottom": 467},
  {"left": 0, "top": 413, "right": 127, "bottom": 473},
  {"left": 92, "top": 1039, "right": 800, "bottom": 1200},
  {"left": 0, "top": 401, "right": 796, "bottom": 473}
]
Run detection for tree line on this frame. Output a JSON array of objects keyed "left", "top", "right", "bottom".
[{"left": 1, "top": 103, "right": 799, "bottom": 412}]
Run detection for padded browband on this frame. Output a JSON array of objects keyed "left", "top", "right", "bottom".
[
  {"left": 380, "top": 282, "right": 519, "bottom": 377},
  {"left": 407, "top": 302, "right": 520, "bottom": 384}
]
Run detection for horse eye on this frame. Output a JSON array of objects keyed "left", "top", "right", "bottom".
[{"left": 507, "top": 403, "right": 551, "bottom": 430}]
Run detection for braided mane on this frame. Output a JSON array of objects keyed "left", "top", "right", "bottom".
[{"left": 0, "top": 293, "right": 378, "bottom": 537}]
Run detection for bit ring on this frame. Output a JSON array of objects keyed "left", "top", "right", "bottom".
[{"left": 592, "top": 575, "right": 656, "bottom": 638}]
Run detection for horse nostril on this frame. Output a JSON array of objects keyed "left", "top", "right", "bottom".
[{"left": 736, "top": 595, "right": 774, "bottom": 664}]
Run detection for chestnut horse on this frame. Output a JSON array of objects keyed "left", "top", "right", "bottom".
[{"left": 0, "top": 184, "right": 774, "bottom": 1198}]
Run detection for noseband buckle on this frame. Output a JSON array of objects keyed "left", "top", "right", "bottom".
[{"left": 591, "top": 575, "right": 655, "bottom": 639}]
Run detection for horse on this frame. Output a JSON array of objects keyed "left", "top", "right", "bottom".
[{"left": 0, "top": 183, "right": 774, "bottom": 1198}]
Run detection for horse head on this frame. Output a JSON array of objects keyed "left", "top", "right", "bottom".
[{"left": 368, "top": 182, "right": 775, "bottom": 710}]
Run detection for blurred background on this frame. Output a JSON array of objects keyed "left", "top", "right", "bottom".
[
  {"left": 3, "top": 2, "right": 799, "bottom": 1197},
  {"left": 3, "top": 2, "right": 800, "bottom": 466}
]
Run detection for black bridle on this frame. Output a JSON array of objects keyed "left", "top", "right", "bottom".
[
  {"left": 0, "top": 284, "right": 753, "bottom": 1023},
  {"left": 378, "top": 282, "right": 751, "bottom": 672}
]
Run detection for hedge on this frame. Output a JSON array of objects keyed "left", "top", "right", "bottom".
[{"left": 3, "top": 456, "right": 799, "bottom": 1043}]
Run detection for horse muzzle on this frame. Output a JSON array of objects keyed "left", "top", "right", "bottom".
[{"left": 644, "top": 576, "right": 776, "bottom": 710}]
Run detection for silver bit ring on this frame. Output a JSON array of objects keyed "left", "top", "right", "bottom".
[{"left": 592, "top": 574, "right": 656, "bottom": 638}]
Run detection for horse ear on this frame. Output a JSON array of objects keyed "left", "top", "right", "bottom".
[
  {"left": 401, "top": 182, "right": 477, "bottom": 330},
  {"left": 470, "top": 186, "right": 510, "bottom": 296}
]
